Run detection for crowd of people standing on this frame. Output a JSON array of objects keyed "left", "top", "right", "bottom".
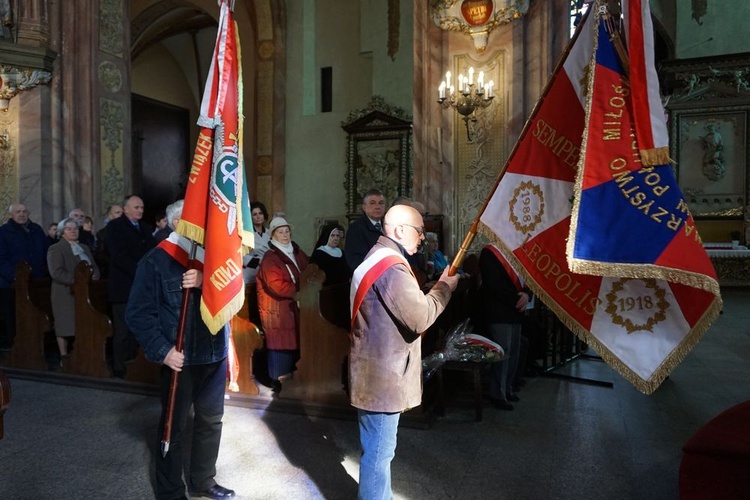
[{"left": 0, "top": 190, "right": 544, "bottom": 500}]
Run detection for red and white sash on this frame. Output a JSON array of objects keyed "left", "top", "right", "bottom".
[
  {"left": 349, "top": 247, "right": 414, "bottom": 332},
  {"left": 158, "top": 232, "right": 205, "bottom": 272},
  {"left": 485, "top": 244, "right": 522, "bottom": 292}
]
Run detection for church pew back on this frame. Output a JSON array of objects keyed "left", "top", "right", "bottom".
[{"left": 9, "top": 261, "right": 50, "bottom": 370}]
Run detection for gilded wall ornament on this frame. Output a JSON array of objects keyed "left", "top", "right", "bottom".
[
  {"left": 100, "top": 98, "right": 124, "bottom": 152},
  {"left": 0, "top": 107, "right": 16, "bottom": 217},
  {"left": 388, "top": 0, "right": 400, "bottom": 60},
  {"left": 431, "top": 0, "right": 529, "bottom": 52},
  {"left": 100, "top": 97, "right": 124, "bottom": 208},
  {"left": 97, "top": 61, "right": 122, "bottom": 93},
  {"left": 257, "top": 156, "right": 272, "bottom": 175},
  {"left": 258, "top": 40, "right": 275, "bottom": 61},
  {"left": 99, "top": 0, "right": 124, "bottom": 56},
  {"left": 342, "top": 95, "right": 411, "bottom": 126}
]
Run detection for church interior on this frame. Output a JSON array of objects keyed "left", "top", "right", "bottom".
[{"left": 1, "top": 0, "right": 750, "bottom": 498}]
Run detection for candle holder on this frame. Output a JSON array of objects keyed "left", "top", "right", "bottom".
[{"left": 437, "top": 69, "right": 494, "bottom": 143}]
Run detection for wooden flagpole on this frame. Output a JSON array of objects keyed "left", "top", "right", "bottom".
[{"left": 161, "top": 240, "right": 198, "bottom": 457}]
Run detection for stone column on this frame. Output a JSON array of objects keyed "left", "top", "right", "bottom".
[{"left": 16, "top": 0, "right": 50, "bottom": 47}]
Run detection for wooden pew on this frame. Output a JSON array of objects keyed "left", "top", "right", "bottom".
[
  {"left": 229, "top": 283, "right": 263, "bottom": 395},
  {"left": 9, "top": 261, "right": 51, "bottom": 370},
  {"left": 0, "top": 369, "right": 9, "bottom": 439},
  {"left": 285, "top": 264, "right": 350, "bottom": 405},
  {"left": 63, "top": 261, "right": 111, "bottom": 378},
  {"left": 65, "top": 261, "right": 159, "bottom": 384}
]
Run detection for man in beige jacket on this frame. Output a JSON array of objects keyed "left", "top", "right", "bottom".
[{"left": 349, "top": 204, "right": 459, "bottom": 499}]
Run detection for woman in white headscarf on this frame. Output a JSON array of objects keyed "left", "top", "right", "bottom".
[
  {"left": 256, "top": 217, "right": 308, "bottom": 394},
  {"left": 309, "top": 223, "right": 351, "bottom": 286},
  {"left": 47, "top": 217, "right": 100, "bottom": 359}
]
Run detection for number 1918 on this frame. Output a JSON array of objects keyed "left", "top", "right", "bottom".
[{"left": 618, "top": 296, "right": 653, "bottom": 312}]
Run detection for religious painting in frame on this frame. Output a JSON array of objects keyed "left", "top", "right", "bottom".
[
  {"left": 669, "top": 105, "right": 749, "bottom": 219},
  {"left": 341, "top": 97, "right": 412, "bottom": 219}
]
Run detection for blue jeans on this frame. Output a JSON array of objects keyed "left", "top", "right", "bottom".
[{"left": 357, "top": 409, "right": 401, "bottom": 500}]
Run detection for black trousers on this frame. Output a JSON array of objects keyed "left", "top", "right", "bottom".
[
  {"left": 156, "top": 358, "right": 227, "bottom": 500},
  {"left": 0, "top": 288, "right": 15, "bottom": 349},
  {"left": 111, "top": 303, "right": 137, "bottom": 373}
]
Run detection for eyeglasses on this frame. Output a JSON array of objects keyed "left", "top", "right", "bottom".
[{"left": 400, "top": 224, "right": 425, "bottom": 237}]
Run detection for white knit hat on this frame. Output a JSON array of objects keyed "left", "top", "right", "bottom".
[{"left": 269, "top": 216, "right": 291, "bottom": 234}]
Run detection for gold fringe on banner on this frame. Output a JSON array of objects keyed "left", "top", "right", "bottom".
[
  {"left": 568, "top": 259, "right": 721, "bottom": 297},
  {"left": 201, "top": 289, "right": 246, "bottom": 335},
  {"left": 479, "top": 222, "right": 723, "bottom": 395},
  {"left": 566, "top": 7, "right": 716, "bottom": 296},
  {"left": 234, "top": 20, "right": 253, "bottom": 256},
  {"left": 639, "top": 146, "right": 673, "bottom": 167},
  {"left": 176, "top": 220, "right": 206, "bottom": 246}
]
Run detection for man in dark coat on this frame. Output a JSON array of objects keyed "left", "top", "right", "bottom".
[
  {"left": 0, "top": 203, "right": 49, "bottom": 350},
  {"left": 473, "top": 245, "right": 532, "bottom": 410},
  {"left": 344, "top": 188, "right": 386, "bottom": 270},
  {"left": 126, "top": 199, "right": 234, "bottom": 500},
  {"left": 105, "top": 195, "right": 155, "bottom": 377},
  {"left": 93, "top": 203, "right": 123, "bottom": 279}
]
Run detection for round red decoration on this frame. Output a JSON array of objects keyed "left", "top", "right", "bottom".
[{"left": 461, "top": 0, "right": 493, "bottom": 27}]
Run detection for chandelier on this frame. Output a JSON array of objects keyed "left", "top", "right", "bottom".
[{"left": 437, "top": 66, "right": 494, "bottom": 143}]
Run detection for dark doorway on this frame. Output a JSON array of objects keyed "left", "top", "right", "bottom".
[{"left": 131, "top": 94, "right": 190, "bottom": 228}]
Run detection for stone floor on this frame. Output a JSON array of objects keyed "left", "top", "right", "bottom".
[{"left": 1, "top": 289, "right": 748, "bottom": 499}]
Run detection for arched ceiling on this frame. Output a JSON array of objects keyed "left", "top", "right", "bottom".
[{"left": 131, "top": 0, "right": 217, "bottom": 60}]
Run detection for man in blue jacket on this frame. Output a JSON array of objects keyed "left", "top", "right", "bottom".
[
  {"left": 125, "top": 200, "right": 234, "bottom": 500},
  {"left": 0, "top": 203, "right": 49, "bottom": 351}
]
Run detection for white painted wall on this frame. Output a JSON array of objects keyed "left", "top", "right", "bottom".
[{"left": 284, "top": 0, "right": 414, "bottom": 252}]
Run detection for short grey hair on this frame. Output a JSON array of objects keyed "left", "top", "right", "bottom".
[
  {"left": 425, "top": 231, "right": 439, "bottom": 243},
  {"left": 166, "top": 200, "right": 184, "bottom": 229},
  {"left": 56, "top": 218, "right": 77, "bottom": 238}
]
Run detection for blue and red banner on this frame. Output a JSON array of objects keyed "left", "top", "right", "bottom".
[
  {"left": 479, "top": 3, "right": 722, "bottom": 394},
  {"left": 177, "top": 0, "right": 253, "bottom": 334}
]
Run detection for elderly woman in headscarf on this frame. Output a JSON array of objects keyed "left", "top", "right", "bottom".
[
  {"left": 256, "top": 216, "right": 309, "bottom": 394},
  {"left": 310, "top": 223, "right": 351, "bottom": 286},
  {"left": 47, "top": 217, "right": 100, "bottom": 359}
]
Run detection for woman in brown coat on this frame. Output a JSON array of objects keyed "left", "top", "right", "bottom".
[
  {"left": 256, "top": 217, "right": 308, "bottom": 394},
  {"left": 47, "top": 218, "right": 100, "bottom": 359}
]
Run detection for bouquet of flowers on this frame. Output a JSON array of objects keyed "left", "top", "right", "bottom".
[{"left": 422, "top": 319, "right": 505, "bottom": 381}]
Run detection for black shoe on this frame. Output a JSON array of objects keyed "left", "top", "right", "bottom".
[
  {"left": 507, "top": 393, "right": 520, "bottom": 402},
  {"left": 271, "top": 380, "right": 282, "bottom": 395},
  {"left": 490, "top": 398, "right": 514, "bottom": 411},
  {"left": 190, "top": 484, "right": 235, "bottom": 498}
]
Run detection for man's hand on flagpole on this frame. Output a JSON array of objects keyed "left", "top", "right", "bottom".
[
  {"left": 182, "top": 269, "right": 203, "bottom": 289},
  {"left": 164, "top": 347, "right": 185, "bottom": 372},
  {"left": 438, "top": 267, "right": 460, "bottom": 292}
]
